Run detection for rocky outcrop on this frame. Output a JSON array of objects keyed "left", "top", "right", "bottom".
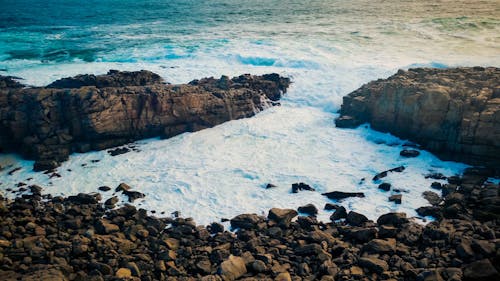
[
  {"left": 335, "top": 67, "right": 500, "bottom": 169},
  {"left": 0, "top": 70, "right": 290, "bottom": 170},
  {"left": 0, "top": 167, "right": 498, "bottom": 280}
]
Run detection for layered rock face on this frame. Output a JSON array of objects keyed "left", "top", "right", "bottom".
[
  {"left": 0, "top": 70, "right": 290, "bottom": 170},
  {"left": 336, "top": 67, "right": 500, "bottom": 168}
]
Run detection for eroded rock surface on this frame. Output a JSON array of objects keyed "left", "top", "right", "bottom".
[
  {"left": 336, "top": 67, "right": 500, "bottom": 168},
  {"left": 0, "top": 70, "right": 290, "bottom": 170}
]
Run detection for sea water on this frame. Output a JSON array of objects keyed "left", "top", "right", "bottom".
[{"left": 0, "top": 0, "right": 499, "bottom": 225}]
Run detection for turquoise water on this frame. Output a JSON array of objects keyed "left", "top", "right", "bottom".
[
  {"left": 0, "top": 0, "right": 499, "bottom": 223},
  {"left": 1, "top": 0, "right": 499, "bottom": 87}
]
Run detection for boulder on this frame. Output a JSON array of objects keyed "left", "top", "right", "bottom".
[
  {"left": 230, "top": 214, "right": 262, "bottom": 230},
  {"left": 268, "top": 208, "right": 298, "bottom": 227},
  {"left": 463, "top": 259, "right": 500, "bottom": 281},
  {"left": 346, "top": 211, "right": 368, "bottom": 226},
  {"left": 219, "top": 255, "right": 247, "bottom": 281}
]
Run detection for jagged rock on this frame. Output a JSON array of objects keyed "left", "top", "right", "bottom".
[
  {"left": 268, "top": 208, "right": 297, "bottom": 227},
  {"left": 0, "top": 71, "right": 290, "bottom": 169},
  {"left": 335, "top": 67, "right": 500, "bottom": 168}
]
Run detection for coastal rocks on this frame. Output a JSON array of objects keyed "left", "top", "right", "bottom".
[
  {"left": 0, "top": 167, "right": 498, "bottom": 281},
  {"left": 335, "top": 67, "right": 500, "bottom": 168},
  {"left": 0, "top": 70, "right": 290, "bottom": 170}
]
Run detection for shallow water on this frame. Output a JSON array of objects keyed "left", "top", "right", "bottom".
[{"left": 0, "top": 0, "right": 498, "bottom": 225}]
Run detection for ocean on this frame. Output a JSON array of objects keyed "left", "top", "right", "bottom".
[{"left": 0, "top": 0, "right": 499, "bottom": 224}]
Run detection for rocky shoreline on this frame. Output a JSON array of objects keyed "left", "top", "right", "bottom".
[
  {"left": 0, "top": 167, "right": 498, "bottom": 281},
  {"left": 335, "top": 67, "right": 500, "bottom": 170},
  {"left": 0, "top": 71, "right": 290, "bottom": 171}
]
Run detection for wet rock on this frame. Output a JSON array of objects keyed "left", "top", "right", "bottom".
[
  {"left": 423, "top": 191, "right": 442, "bottom": 206},
  {"left": 389, "top": 194, "right": 402, "bottom": 204},
  {"left": 321, "top": 191, "right": 365, "bottom": 200},
  {"left": 291, "top": 182, "right": 315, "bottom": 193},
  {"left": 108, "top": 147, "right": 130, "bottom": 156},
  {"left": 98, "top": 186, "right": 111, "bottom": 192},
  {"left": 372, "top": 166, "right": 406, "bottom": 181},
  {"left": 377, "top": 212, "right": 408, "bottom": 226},
  {"left": 378, "top": 183, "right": 391, "bottom": 191},
  {"left": 400, "top": 149, "right": 420, "bottom": 158},
  {"left": 297, "top": 204, "right": 318, "bottom": 216},
  {"left": 123, "top": 190, "right": 145, "bottom": 203},
  {"left": 33, "top": 160, "right": 60, "bottom": 172},
  {"left": 329, "top": 205, "right": 347, "bottom": 221}
]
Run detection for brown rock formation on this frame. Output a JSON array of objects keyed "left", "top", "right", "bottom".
[
  {"left": 335, "top": 67, "right": 500, "bottom": 168},
  {"left": 0, "top": 70, "right": 290, "bottom": 170}
]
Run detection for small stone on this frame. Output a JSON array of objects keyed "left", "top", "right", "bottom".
[
  {"left": 266, "top": 183, "right": 277, "bottom": 189},
  {"left": 400, "top": 149, "right": 420, "bottom": 157},
  {"left": 98, "top": 186, "right": 111, "bottom": 191},
  {"left": 252, "top": 260, "right": 266, "bottom": 273},
  {"left": 378, "top": 183, "right": 391, "bottom": 191},
  {"left": 389, "top": 194, "right": 402, "bottom": 204},
  {"left": 275, "top": 272, "right": 292, "bottom": 281},
  {"left": 116, "top": 183, "right": 131, "bottom": 192},
  {"left": 116, "top": 268, "right": 131, "bottom": 278}
]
